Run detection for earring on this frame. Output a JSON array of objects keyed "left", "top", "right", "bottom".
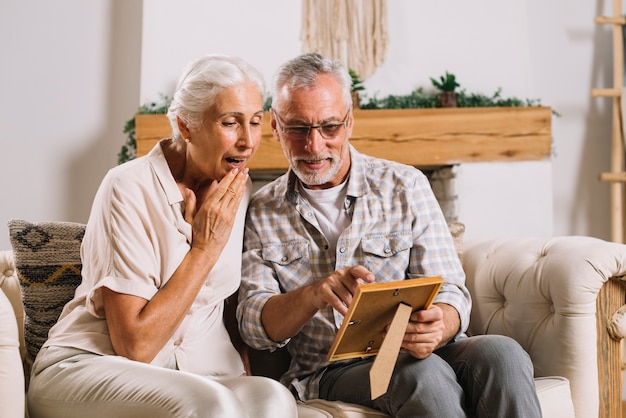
[{"left": 184, "top": 137, "right": 190, "bottom": 143}]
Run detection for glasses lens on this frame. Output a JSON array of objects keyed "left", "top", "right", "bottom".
[
  {"left": 275, "top": 108, "right": 349, "bottom": 141},
  {"left": 319, "top": 123, "right": 345, "bottom": 138},
  {"left": 284, "top": 127, "right": 310, "bottom": 141}
]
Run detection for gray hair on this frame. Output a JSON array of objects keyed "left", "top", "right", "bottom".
[
  {"left": 271, "top": 53, "right": 352, "bottom": 112},
  {"left": 167, "top": 55, "right": 265, "bottom": 140}
]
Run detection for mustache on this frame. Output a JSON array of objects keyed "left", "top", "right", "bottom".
[{"left": 294, "top": 153, "right": 335, "bottom": 163}]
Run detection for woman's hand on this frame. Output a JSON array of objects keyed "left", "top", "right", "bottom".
[
  {"left": 183, "top": 168, "right": 249, "bottom": 254},
  {"left": 102, "top": 168, "right": 249, "bottom": 363}
]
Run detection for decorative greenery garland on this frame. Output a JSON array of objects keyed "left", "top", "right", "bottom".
[
  {"left": 117, "top": 94, "right": 172, "bottom": 165},
  {"left": 359, "top": 86, "right": 545, "bottom": 110}
]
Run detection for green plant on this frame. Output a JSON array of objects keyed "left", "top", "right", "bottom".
[
  {"left": 360, "top": 87, "right": 438, "bottom": 109},
  {"left": 349, "top": 69, "right": 365, "bottom": 93},
  {"left": 118, "top": 94, "right": 171, "bottom": 165},
  {"left": 359, "top": 86, "right": 556, "bottom": 114},
  {"left": 430, "top": 71, "right": 460, "bottom": 92}
]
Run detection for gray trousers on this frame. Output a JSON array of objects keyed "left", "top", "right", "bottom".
[
  {"left": 319, "top": 334, "right": 542, "bottom": 418},
  {"left": 27, "top": 346, "right": 297, "bottom": 418}
]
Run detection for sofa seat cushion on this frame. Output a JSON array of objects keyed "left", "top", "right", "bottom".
[
  {"left": 297, "top": 377, "right": 574, "bottom": 418},
  {"left": 297, "top": 402, "right": 333, "bottom": 418},
  {"left": 302, "top": 400, "right": 388, "bottom": 418},
  {"left": 535, "top": 376, "right": 575, "bottom": 418}
]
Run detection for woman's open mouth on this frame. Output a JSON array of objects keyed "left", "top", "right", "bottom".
[{"left": 226, "top": 157, "right": 247, "bottom": 168}]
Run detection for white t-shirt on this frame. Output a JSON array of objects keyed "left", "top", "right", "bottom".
[
  {"left": 298, "top": 179, "right": 351, "bottom": 253},
  {"left": 44, "top": 140, "right": 249, "bottom": 377}
]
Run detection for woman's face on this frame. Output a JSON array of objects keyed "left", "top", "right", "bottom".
[{"left": 186, "top": 82, "right": 264, "bottom": 182}]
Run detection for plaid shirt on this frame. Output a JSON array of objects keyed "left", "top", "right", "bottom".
[{"left": 237, "top": 146, "right": 470, "bottom": 400}]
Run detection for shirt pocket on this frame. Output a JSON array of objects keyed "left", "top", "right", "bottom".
[
  {"left": 261, "top": 241, "right": 310, "bottom": 290},
  {"left": 360, "top": 233, "right": 413, "bottom": 280}
]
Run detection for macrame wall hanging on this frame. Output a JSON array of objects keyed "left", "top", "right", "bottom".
[{"left": 300, "top": 0, "right": 388, "bottom": 79}]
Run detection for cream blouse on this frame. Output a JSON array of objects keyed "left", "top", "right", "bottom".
[{"left": 44, "top": 140, "right": 249, "bottom": 378}]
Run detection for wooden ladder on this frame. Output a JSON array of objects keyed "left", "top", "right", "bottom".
[
  {"left": 593, "top": 4, "right": 626, "bottom": 418},
  {"left": 593, "top": 1, "right": 626, "bottom": 244}
]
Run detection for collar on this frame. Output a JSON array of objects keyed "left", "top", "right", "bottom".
[{"left": 147, "top": 139, "right": 183, "bottom": 206}]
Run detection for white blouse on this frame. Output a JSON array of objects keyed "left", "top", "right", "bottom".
[{"left": 45, "top": 140, "right": 249, "bottom": 378}]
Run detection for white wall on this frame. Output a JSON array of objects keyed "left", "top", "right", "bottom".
[
  {"left": 0, "top": 0, "right": 142, "bottom": 249},
  {"left": 0, "top": 0, "right": 617, "bottom": 248}
]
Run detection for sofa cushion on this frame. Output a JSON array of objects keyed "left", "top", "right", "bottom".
[
  {"left": 303, "top": 399, "right": 389, "bottom": 417},
  {"left": 7, "top": 219, "right": 85, "bottom": 361},
  {"left": 0, "top": 287, "right": 25, "bottom": 417},
  {"left": 448, "top": 221, "right": 465, "bottom": 261},
  {"left": 535, "top": 376, "right": 575, "bottom": 418}
]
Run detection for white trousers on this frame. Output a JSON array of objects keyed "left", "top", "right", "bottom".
[{"left": 27, "top": 346, "right": 298, "bottom": 418}]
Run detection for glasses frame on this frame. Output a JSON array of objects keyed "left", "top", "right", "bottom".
[{"left": 272, "top": 108, "right": 351, "bottom": 141}]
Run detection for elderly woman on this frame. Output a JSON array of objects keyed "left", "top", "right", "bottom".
[{"left": 26, "top": 55, "right": 297, "bottom": 418}]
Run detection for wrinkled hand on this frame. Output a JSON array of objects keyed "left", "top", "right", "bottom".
[
  {"left": 182, "top": 168, "right": 249, "bottom": 253},
  {"left": 400, "top": 305, "right": 445, "bottom": 359},
  {"left": 309, "top": 265, "right": 375, "bottom": 316}
]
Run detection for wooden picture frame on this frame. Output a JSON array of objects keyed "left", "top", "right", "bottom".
[{"left": 327, "top": 276, "right": 443, "bottom": 361}]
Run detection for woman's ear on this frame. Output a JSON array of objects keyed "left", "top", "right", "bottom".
[{"left": 176, "top": 116, "right": 191, "bottom": 140}]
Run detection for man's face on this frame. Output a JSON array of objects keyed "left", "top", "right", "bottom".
[{"left": 271, "top": 74, "right": 354, "bottom": 190}]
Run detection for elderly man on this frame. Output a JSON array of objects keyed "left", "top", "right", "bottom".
[{"left": 237, "top": 52, "right": 541, "bottom": 418}]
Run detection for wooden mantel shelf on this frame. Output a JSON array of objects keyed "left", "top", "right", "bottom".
[{"left": 135, "top": 107, "right": 552, "bottom": 170}]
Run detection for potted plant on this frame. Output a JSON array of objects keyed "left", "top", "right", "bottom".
[
  {"left": 349, "top": 69, "right": 365, "bottom": 109},
  {"left": 430, "top": 71, "right": 460, "bottom": 108}
]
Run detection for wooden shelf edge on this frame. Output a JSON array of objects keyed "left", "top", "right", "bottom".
[{"left": 135, "top": 107, "right": 552, "bottom": 169}]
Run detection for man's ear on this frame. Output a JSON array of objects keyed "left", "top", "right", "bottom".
[
  {"left": 177, "top": 116, "right": 191, "bottom": 139},
  {"left": 346, "top": 107, "right": 355, "bottom": 138},
  {"left": 270, "top": 112, "right": 280, "bottom": 142}
]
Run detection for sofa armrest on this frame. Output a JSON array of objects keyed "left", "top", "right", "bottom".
[
  {"left": 0, "top": 251, "right": 25, "bottom": 417},
  {"left": 463, "top": 236, "right": 626, "bottom": 418},
  {"left": 0, "top": 250, "right": 24, "bottom": 361}
]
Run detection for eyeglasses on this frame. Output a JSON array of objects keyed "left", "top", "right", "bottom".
[{"left": 272, "top": 108, "right": 350, "bottom": 141}]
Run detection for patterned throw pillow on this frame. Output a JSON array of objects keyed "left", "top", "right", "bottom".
[{"left": 7, "top": 219, "right": 85, "bottom": 361}]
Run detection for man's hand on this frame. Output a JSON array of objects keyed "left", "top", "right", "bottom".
[
  {"left": 261, "top": 265, "right": 375, "bottom": 342},
  {"left": 400, "top": 303, "right": 460, "bottom": 359},
  {"left": 308, "top": 265, "right": 376, "bottom": 316}
]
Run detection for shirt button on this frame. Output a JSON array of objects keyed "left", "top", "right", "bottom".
[
  {"left": 307, "top": 212, "right": 313, "bottom": 217},
  {"left": 384, "top": 247, "right": 391, "bottom": 254},
  {"left": 282, "top": 256, "right": 288, "bottom": 262},
  {"left": 339, "top": 247, "right": 346, "bottom": 253}
]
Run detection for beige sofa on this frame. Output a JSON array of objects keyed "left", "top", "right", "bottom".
[{"left": 1, "top": 222, "right": 626, "bottom": 417}]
